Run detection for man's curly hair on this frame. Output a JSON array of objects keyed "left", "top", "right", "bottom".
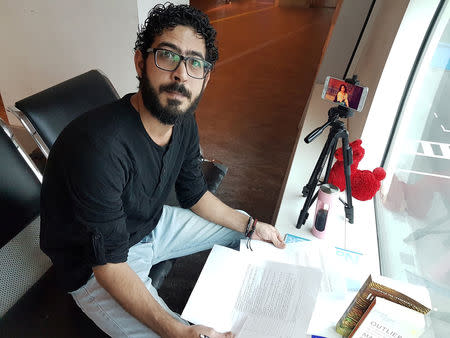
[{"left": 134, "top": 3, "right": 218, "bottom": 68}]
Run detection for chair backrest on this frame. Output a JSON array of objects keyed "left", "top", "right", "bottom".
[
  {"left": 0, "top": 119, "right": 41, "bottom": 248},
  {"left": 0, "top": 118, "right": 52, "bottom": 317},
  {"left": 15, "top": 69, "right": 119, "bottom": 150}
]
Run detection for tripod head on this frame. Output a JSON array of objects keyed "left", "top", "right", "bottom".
[{"left": 304, "top": 105, "right": 352, "bottom": 144}]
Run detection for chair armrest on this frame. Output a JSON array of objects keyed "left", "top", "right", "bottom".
[
  {"left": 0, "top": 118, "right": 43, "bottom": 182},
  {"left": 7, "top": 106, "right": 50, "bottom": 158}
]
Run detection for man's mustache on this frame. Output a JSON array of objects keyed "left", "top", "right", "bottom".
[{"left": 160, "top": 83, "right": 191, "bottom": 99}]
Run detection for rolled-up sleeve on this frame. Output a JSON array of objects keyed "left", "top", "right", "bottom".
[
  {"left": 64, "top": 137, "right": 130, "bottom": 266},
  {"left": 175, "top": 117, "right": 207, "bottom": 209}
]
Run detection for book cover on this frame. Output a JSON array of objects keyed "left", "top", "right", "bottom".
[
  {"left": 348, "top": 297, "right": 427, "bottom": 338},
  {"left": 336, "top": 274, "right": 431, "bottom": 336}
]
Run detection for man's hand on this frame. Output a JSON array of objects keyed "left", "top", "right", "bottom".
[
  {"left": 191, "top": 192, "right": 286, "bottom": 249},
  {"left": 252, "top": 221, "right": 286, "bottom": 249},
  {"left": 187, "top": 325, "right": 234, "bottom": 338}
]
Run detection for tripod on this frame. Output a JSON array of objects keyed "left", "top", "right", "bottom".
[{"left": 296, "top": 105, "right": 354, "bottom": 228}]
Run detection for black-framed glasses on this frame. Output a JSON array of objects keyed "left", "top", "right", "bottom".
[{"left": 147, "top": 48, "right": 212, "bottom": 79}]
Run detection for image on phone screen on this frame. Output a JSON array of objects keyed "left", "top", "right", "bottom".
[{"left": 322, "top": 76, "right": 368, "bottom": 112}]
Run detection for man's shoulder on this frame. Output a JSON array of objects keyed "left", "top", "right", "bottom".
[
  {"left": 77, "top": 94, "right": 134, "bottom": 131},
  {"left": 48, "top": 94, "right": 140, "bottom": 166},
  {"left": 59, "top": 95, "right": 136, "bottom": 146}
]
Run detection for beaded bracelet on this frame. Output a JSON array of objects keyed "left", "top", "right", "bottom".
[
  {"left": 246, "top": 218, "right": 258, "bottom": 251},
  {"left": 244, "top": 216, "right": 253, "bottom": 237}
]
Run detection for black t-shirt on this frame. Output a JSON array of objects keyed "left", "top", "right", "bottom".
[{"left": 40, "top": 93, "right": 207, "bottom": 292}]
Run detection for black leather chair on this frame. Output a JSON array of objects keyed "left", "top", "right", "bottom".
[
  {"left": 10, "top": 69, "right": 228, "bottom": 290},
  {"left": 12, "top": 70, "right": 119, "bottom": 158},
  {"left": 0, "top": 118, "right": 107, "bottom": 337}
]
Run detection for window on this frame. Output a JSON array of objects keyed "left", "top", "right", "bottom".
[{"left": 375, "top": 0, "right": 450, "bottom": 335}]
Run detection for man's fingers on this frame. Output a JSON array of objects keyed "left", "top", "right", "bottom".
[
  {"left": 270, "top": 229, "right": 285, "bottom": 248},
  {"left": 276, "top": 231, "right": 286, "bottom": 248},
  {"left": 273, "top": 235, "right": 285, "bottom": 248},
  {"left": 213, "top": 330, "right": 234, "bottom": 338},
  {"left": 253, "top": 222, "right": 285, "bottom": 249},
  {"left": 194, "top": 324, "right": 233, "bottom": 338}
]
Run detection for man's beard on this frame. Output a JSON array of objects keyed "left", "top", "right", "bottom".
[{"left": 139, "top": 67, "right": 203, "bottom": 125}]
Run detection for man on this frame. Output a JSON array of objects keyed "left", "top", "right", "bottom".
[{"left": 41, "top": 4, "right": 285, "bottom": 337}]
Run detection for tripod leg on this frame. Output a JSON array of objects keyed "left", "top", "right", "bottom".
[
  {"left": 297, "top": 130, "right": 338, "bottom": 228},
  {"left": 301, "top": 131, "right": 337, "bottom": 197},
  {"left": 323, "top": 136, "right": 339, "bottom": 184},
  {"left": 341, "top": 134, "right": 354, "bottom": 223}
]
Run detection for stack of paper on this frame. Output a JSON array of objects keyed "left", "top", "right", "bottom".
[{"left": 181, "top": 244, "right": 323, "bottom": 337}]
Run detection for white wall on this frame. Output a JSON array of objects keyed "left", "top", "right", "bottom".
[
  {"left": 297, "top": 0, "right": 413, "bottom": 157},
  {"left": 0, "top": 0, "right": 139, "bottom": 125},
  {"left": 297, "top": 0, "right": 441, "bottom": 186},
  {"left": 315, "top": 0, "right": 373, "bottom": 84},
  {"left": 311, "top": 0, "right": 410, "bottom": 142},
  {"left": 346, "top": 0, "right": 409, "bottom": 140}
]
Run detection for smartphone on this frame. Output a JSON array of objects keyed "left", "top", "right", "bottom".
[{"left": 321, "top": 76, "right": 369, "bottom": 112}]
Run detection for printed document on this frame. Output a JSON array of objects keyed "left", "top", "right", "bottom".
[{"left": 181, "top": 245, "right": 322, "bottom": 337}]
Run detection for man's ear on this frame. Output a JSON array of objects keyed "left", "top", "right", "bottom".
[
  {"left": 203, "top": 72, "right": 211, "bottom": 89},
  {"left": 134, "top": 50, "right": 145, "bottom": 78}
]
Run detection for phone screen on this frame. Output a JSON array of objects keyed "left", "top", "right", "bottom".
[{"left": 321, "top": 76, "right": 368, "bottom": 112}]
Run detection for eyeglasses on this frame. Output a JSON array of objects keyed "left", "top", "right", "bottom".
[{"left": 147, "top": 48, "right": 212, "bottom": 79}]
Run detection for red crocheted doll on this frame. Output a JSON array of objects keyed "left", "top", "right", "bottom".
[{"left": 328, "top": 139, "right": 386, "bottom": 201}]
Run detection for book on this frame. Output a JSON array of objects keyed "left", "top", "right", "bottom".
[
  {"left": 336, "top": 274, "right": 431, "bottom": 337},
  {"left": 348, "top": 297, "right": 427, "bottom": 338}
]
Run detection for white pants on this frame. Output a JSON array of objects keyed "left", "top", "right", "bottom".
[{"left": 71, "top": 205, "right": 245, "bottom": 337}]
